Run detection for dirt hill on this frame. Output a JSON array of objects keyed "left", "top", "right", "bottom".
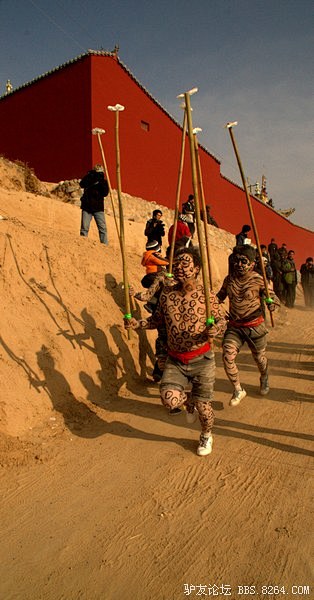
[
  {"left": 0, "top": 157, "right": 312, "bottom": 600},
  {"left": 0, "top": 156, "right": 234, "bottom": 441}
]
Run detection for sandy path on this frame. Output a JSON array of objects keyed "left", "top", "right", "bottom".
[{"left": 0, "top": 304, "right": 313, "bottom": 600}]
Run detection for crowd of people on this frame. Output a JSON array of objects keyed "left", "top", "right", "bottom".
[
  {"left": 127, "top": 225, "right": 281, "bottom": 457},
  {"left": 77, "top": 174, "right": 312, "bottom": 457},
  {"left": 234, "top": 227, "right": 313, "bottom": 310},
  {"left": 125, "top": 200, "right": 314, "bottom": 458}
]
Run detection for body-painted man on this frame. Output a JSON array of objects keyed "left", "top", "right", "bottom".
[
  {"left": 217, "top": 245, "right": 279, "bottom": 406},
  {"left": 125, "top": 247, "right": 225, "bottom": 457}
]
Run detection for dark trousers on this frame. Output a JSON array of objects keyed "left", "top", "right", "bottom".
[
  {"left": 284, "top": 283, "right": 296, "bottom": 308},
  {"left": 187, "top": 222, "right": 195, "bottom": 237},
  {"left": 303, "top": 285, "right": 314, "bottom": 307}
]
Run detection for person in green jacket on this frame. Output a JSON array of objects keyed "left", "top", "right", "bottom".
[{"left": 282, "top": 250, "right": 297, "bottom": 308}]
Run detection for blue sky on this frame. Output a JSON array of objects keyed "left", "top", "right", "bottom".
[{"left": 0, "top": 0, "right": 313, "bottom": 229}]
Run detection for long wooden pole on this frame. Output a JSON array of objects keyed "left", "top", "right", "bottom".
[
  {"left": 226, "top": 122, "right": 274, "bottom": 326},
  {"left": 168, "top": 109, "right": 187, "bottom": 276},
  {"left": 193, "top": 129, "right": 213, "bottom": 289},
  {"left": 92, "top": 128, "right": 120, "bottom": 240},
  {"left": 184, "top": 92, "right": 214, "bottom": 326},
  {"left": 108, "top": 105, "right": 132, "bottom": 335}
]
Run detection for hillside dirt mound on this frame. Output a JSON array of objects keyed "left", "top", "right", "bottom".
[{"left": 0, "top": 159, "right": 312, "bottom": 600}]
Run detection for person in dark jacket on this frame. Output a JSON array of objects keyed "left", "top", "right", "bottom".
[
  {"left": 268, "top": 238, "right": 278, "bottom": 260},
  {"left": 144, "top": 209, "right": 165, "bottom": 247},
  {"left": 79, "top": 164, "right": 109, "bottom": 244},
  {"left": 182, "top": 194, "right": 196, "bottom": 237},
  {"left": 235, "top": 224, "right": 251, "bottom": 246},
  {"left": 255, "top": 245, "right": 273, "bottom": 282},
  {"left": 300, "top": 257, "right": 314, "bottom": 307},
  {"left": 271, "top": 250, "right": 284, "bottom": 301}
]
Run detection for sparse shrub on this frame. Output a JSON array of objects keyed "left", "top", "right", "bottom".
[{"left": 14, "top": 160, "right": 41, "bottom": 194}]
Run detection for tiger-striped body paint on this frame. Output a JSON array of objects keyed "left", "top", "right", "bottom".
[{"left": 217, "top": 261, "right": 279, "bottom": 393}]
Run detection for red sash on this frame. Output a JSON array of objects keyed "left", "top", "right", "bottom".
[
  {"left": 168, "top": 342, "right": 211, "bottom": 364},
  {"left": 228, "top": 315, "right": 264, "bottom": 328}
]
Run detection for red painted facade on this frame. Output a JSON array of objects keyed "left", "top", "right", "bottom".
[{"left": 0, "top": 51, "right": 313, "bottom": 266}]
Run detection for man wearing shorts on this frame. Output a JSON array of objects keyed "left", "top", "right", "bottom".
[
  {"left": 125, "top": 247, "right": 225, "bottom": 456},
  {"left": 217, "top": 245, "right": 279, "bottom": 406}
]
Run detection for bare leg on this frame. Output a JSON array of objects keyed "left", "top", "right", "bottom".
[
  {"left": 195, "top": 400, "right": 214, "bottom": 434},
  {"left": 160, "top": 387, "right": 187, "bottom": 410},
  {"left": 223, "top": 341, "right": 241, "bottom": 390},
  {"left": 251, "top": 347, "right": 268, "bottom": 376}
]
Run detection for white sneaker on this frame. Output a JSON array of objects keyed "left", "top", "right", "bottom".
[
  {"left": 186, "top": 409, "right": 197, "bottom": 424},
  {"left": 197, "top": 434, "right": 213, "bottom": 456},
  {"left": 230, "top": 388, "right": 247, "bottom": 407}
]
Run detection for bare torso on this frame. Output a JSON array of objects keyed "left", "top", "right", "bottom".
[{"left": 149, "top": 282, "right": 223, "bottom": 352}]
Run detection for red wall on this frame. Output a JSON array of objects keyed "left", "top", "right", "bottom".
[
  {"left": 89, "top": 55, "right": 223, "bottom": 209},
  {"left": 0, "top": 57, "right": 92, "bottom": 182},
  {"left": 0, "top": 52, "right": 313, "bottom": 266}
]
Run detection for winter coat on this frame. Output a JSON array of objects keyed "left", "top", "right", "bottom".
[
  {"left": 168, "top": 221, "right": 191, "bottom": 245},
  {"left": 236, "top": 232, "right": 249, "bottom": 246},
  {"left": 144, "top": 219, "right": 165, "bottom": 246},
  {"left": 141, "top": 250, "right": 168, "bottom": 274},
  {"left": 268, "top": 242, "right": 278, "bottom": 259},
  {"left": 300, "top": 263, "right": 314, "bottom": 288},
  {"left": 182, "top": 200, "right": 195, "bottom": 224},
  {"left": 282, "top": 259, "right": 297, "bottom": 285},
  {"left": 80, "top": 170, "right": 109, "bottom": 213}
]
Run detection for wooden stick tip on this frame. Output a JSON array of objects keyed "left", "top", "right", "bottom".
[
  {"left": 225, "top": 121, "right": 238, "bottom": 129},
  {"left": 92, "top": 128, "right": 105, "bottom": 135}
]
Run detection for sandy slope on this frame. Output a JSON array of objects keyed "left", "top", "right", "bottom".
[{"left": 0, "top": 160, "right": 312, "bottom": 600}]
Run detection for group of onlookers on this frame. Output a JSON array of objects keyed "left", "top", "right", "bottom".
[
  {"left": 142, "top": 209, "right": 314, "bottom": 311},
  {"left": 267, "top": 240, "right": 297, "bottom": 308},
  {"left": 234, "top": 226, "right": 313, "bottom": 309},
  {"left": 264, "top": 238, "right": 313, "bottom": 309},
  {"left": 77, "top": 167, "right": 313, "bottom": 312},
  {"left": 143, "top": 195, "right": 218, "bottom": 256}
]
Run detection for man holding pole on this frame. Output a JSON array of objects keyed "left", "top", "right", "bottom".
[
  {"left": 216, "top": 245, "right": 279, "bottom": 406},
  {"left": 124, "top": 246, "right": 225, "bottom": 457}
]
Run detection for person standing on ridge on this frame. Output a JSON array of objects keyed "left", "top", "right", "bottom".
[
  {"left": 268, "top": 238, "right": 278, "bottom": 260},
  {"left": 168, "top": 214, "right": 192, "bottom": 246},
  {"left": 79, "top": 164, "right": 109, "bottom": 244},
  {"left": 182, "top": 194, "right": 196, "bottom": 238},
  {"left": 144, "top": 209, "right": 165, "bottom": 247},
  {"left": 235, "top": 224, "right": 251, "bottom": 246}
]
